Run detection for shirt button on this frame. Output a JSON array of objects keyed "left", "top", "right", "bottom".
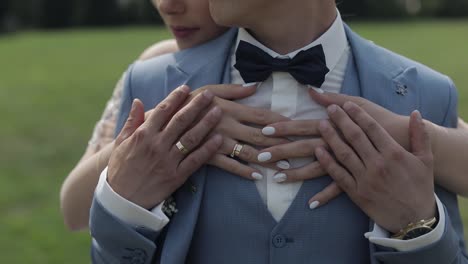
[{"left": 272, "top": 234, "right": 287, "bottom": 248}]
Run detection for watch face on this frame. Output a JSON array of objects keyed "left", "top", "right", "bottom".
[{"left": 403, "top": 227, "right": 432, "bottom": 240}]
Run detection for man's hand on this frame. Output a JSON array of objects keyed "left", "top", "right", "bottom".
[
  {"left": 257, "top": 90, "right": 413, "bottom": 208},
  {"left": 108, "top": 86, "right": 223, "bottom": 209},
  {"left": 315, "top": 102, "right": 436, "bottom": 233}
]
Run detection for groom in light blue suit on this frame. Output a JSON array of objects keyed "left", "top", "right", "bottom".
[{"left": 90, "top": 1, "right": 467, "bottom": 263}]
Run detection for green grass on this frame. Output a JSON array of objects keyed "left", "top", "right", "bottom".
[{"left": 0, "top": 21, "right": 467, "bottom": 263}]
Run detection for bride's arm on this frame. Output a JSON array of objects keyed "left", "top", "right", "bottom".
[{"left": 429, "top": 117, "right": 468, "bottom": 196}]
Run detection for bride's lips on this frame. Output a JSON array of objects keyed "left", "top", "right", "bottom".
[{"left": 170, "top": 26, "right": 200, "bottom": 39}]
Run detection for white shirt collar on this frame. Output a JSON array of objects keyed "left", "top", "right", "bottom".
[{"left": 234, "top": 10, "right": 347, "bottom": 72}]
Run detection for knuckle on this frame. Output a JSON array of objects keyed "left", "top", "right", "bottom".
[
  {"left": 328, "top": 165, "right": 342, "bottom": 179},
  {"left": 388, "top": 148, "right": 405, "bottom": 161},
  {"left": 337, "top": 150, "right": 353, "bottom": 163},
  {"left": 364, "top": 120, "right": 379, "bottom": 133},
  {"left": 372, "top": 157, "right": 387, "bottom": 174},
  {"left": 205, "top": 138, "right": 221, "bottom": 152},
  {"left": 133, "top": 128, "right": 147, "bottom": 143},
  {"left": 174, "top": 89, "right": 187, "bottom": 99},
  {"left": 183, "top": 134, "right": 198, "bottom": 148},
  {"left": 241, "top": 147, "right": 255, "bottom": 162},
  {"left": 355, "top": 188, "right": 371, "bottom": 203},
  {"left": 297, "top": 124, "right": 310, "bottom": 136},
  {"left": 203, "top": 112, "right": 221, "bottom": 127},
  {"left": 252, "top": 109, "right": 268, "bottom": 124},
  {"left": 156, "top": 102, "right": 171, "bottom": 113},
  {"left": 347, "top": 129, "right": 362, "bottom": 143},
  {"left": 187, "top": 155, "right": 203, "bottom": 168},
  {"left": 250, "top": 130, "right": 266, "bottom": 146},
  {"left": 173, "top": 112, "right": 188, "bottom": 125}
]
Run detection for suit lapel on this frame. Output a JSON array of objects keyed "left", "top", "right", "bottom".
[
  {"left": 160, "top": 28, "right": 238, "bottom": 264},
  {"left": 164, "top": 28, "right": 238, "bottom": 94},
  {"left": 344, "top": 24, "right": 420, "bottom": 116}
]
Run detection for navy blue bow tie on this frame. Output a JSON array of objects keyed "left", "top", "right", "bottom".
[{"left": 234, "top": 41, "right": 330, "bottom": 87}]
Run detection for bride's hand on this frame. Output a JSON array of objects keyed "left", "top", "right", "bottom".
[{"left": 187, "top": 84, "right": 290, "bottom": 180}]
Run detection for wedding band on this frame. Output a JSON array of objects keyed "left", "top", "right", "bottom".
[
  {"left": 176, "top": 141, "right": 189, "bottom": 154},
  {"left": 230, "top": 143, "right": 244, "bottom": 158}
]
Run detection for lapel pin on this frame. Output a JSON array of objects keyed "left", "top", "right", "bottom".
[
  {"left": 396, "top": 83, "right": 408, "bottom": 96},
  {"left": 190, "top": 184, "right": 197, "bottom": 194}
]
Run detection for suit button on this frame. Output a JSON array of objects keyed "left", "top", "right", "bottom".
[{"left": 272, "top": 234, "right": 286, "bottom": 248}]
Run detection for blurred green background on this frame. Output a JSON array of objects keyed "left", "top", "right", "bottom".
[{"left": 1, "top": 5, "right": 468, "bottom": 264}]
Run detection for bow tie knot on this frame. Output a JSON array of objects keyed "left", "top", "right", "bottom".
[{"left": 234, "top": 41, "right": 330, "bottom": 87}]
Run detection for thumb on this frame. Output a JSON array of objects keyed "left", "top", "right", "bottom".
[
  {"left": 409, "top": 110, "right": 432, "bottom": 164},
  {"left": 308, "top": 89, "right": 360, "bottom": 108},
  {"left": 115, "top": 99, "right": 145, "bottom": 146}
]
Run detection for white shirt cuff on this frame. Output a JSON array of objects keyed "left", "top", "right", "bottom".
[
  {"left": 364, "top": 195, "right": 445, "bottom": 252},
  {"left": 94, "top": 167, "right": 170, "bottom": 231}
]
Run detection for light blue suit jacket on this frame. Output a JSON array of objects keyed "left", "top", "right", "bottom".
[{"left": 90, "top": 26, "right": 467, "bottom": 264}]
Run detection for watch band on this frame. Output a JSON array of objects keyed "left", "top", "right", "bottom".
[{"left": 391, "top": 217, "right": 437, "bottom": 240}]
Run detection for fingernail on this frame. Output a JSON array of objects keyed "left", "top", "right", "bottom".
[
  {"left": 203, "top": 90, "right": 214, "bottom": 99},
  {"left": 315, "top": 148, "right": 324, "bottom": 157},
  {"left": 179, "top": 85, "right": 190, "bottom": 93},
  {"left": 414, "top": 110, "right": 422, "bottom": 122},
  {"left": 309, "top": 86, "right": 324, "bottom": 94},
  {"left": 251, "top": 172, "right": 264, "bottom": 180},
  {"left": 309, "top": 201, "right": 320, "bottom": 210},
  {"left": 242, "top": 82, "right": 258, "bottom": 87},
  {"left": 131, "top": 99, "right": 137, "bottom": 110},
  {"left": 327, "top": 104, "right": 337, "bottom": 114},
  {"left": 211, "top": 106, "right": 221, "bottom": 116},
  {"left": 343, "top": 101, "right": 353, "bottom": 111},
  {"left": 273, "top": 173, "right": 287, "bottom": 183},
  {"left": 262, "top": 126, "right": 276, "bottom": 136},
  {"left": 276, "top": 160, "right": 290, "bottom": 170},
  {"left": 257, "top": 152, "right": 272, "bottom": 162}
]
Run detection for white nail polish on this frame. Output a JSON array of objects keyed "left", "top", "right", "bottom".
[
  {"left": 309, "top": 86, "right": 324, "bottom": 94},
  {"left": 251, "top": 172, "right": 264, "bottom": 180},
  {"left": 276, "top": 160, "right": 290, "bottom": 170},
  {"left": 273, "top": 173, "right": 287, "bottom": 183},
  {"left": 257, "top": 152, "right": 272, "bottom": 162},
  {"left": 242, "top": 82, "right": 258, "bottom": 87},
  {"left": 262, "top": 126, "right": 276, "bottom": 136},
  {"left": 309, "top": 201, "right": 320, "bottom": 210}
]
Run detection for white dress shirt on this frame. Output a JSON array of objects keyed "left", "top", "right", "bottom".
[{"left": 95, "top": 10, "right": 444, "bottom": 252}]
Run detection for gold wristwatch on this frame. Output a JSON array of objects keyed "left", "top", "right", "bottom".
[{"left": 391, "top": 217, "right": 437, "bottom": 240}]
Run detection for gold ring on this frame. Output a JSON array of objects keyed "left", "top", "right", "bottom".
[
  {"left": 230, "top": 143, "right": 244, "bottom": 158},
  {"left": 176, "top": 141, "right": 189, "bottom": 154}
]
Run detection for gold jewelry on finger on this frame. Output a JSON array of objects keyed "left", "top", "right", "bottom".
[
  {"left": 176, "top": 141, "right": 189, "bottom": 154},
  {"left": 230, "top": 143, "right": 244, "bottom": 158}
]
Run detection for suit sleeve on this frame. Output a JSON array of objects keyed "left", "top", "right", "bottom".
[
  {"left": 372, "top": 79, "right": 468, "bottom": 263},
  {"left": 90, "top": 197, "right": 160, "bottom": 264},
  {"left": 91, "top": 64, "right": 162, "bottom": 264}
]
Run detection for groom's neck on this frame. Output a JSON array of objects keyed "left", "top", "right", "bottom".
[{"left": 245, "top": 2, "right": 337, "bottom": 55}]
